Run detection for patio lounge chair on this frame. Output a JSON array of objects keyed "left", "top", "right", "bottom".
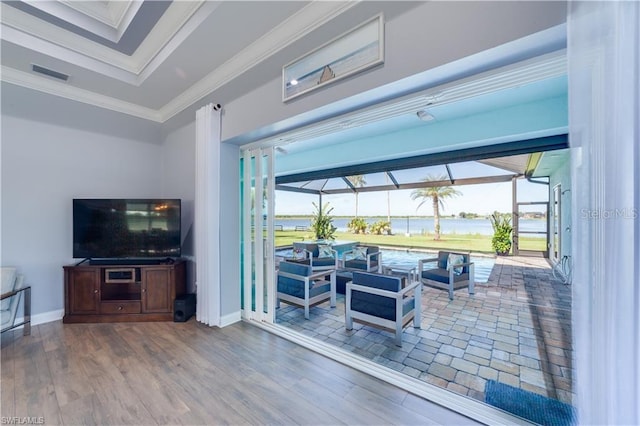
[
  {"left": 277, "top": 260, "right": 336, "bottom": 319},
  {"left": 341, "top": 245, "right": 381, "bottom": 273},
  {"left": 418, "top": 251, "right": 475, "bottom": 300},
  {"left": 346, "top": 271, "right": 421, "bottom": 347},
  {"left": 290, "top": 242, "right": 339, "bottom": 272}
]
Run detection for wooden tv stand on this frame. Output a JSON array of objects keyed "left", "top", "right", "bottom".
[{"left": 63, "top": 259, "right": 186, "bottom": 323}]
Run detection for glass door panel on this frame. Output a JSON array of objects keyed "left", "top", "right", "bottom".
[{"left": 240, "top": 147, "right": 275, "bottom": 322}]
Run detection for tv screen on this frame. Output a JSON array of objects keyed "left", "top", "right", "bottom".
[{"left": 73, "top": 199, "right": 181, "bottom": 259}]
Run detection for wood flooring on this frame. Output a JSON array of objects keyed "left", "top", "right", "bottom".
[{"left": 1, "top": 320, "right": 479, "bottom": 425}]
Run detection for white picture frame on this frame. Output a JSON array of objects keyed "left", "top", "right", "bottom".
[{"left": 282, "top": 14, "right": 384, "bottom": 102}]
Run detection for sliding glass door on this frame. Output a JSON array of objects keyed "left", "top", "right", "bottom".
[{"left": 240, "top": 147, "right": 275, "bottom": 322}]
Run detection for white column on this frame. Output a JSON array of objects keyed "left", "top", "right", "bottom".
[
  {"left": 195, "top": 104, "right": 221, "bottom": 327},
  {"left": 568, "top": 2, "right": 640, "bottom": 424}
]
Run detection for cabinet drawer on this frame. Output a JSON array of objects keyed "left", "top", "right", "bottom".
[{"left": 100, "top": 301, "right": 141, "bottom": 314}]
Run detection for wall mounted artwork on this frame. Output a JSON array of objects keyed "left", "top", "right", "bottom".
[{"left": 283, "top": 14, "right": 384, "bottom": 102}]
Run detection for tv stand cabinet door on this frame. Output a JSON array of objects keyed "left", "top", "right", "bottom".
[
  {"left": 141, "top": 267, "right": 172, "bottom": 313},
  {"left": 66, "top": 268, "right": 100, "bottom": 314}
]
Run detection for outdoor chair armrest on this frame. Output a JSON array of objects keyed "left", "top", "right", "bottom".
[
  {"left": 446, "top": 260, "right": 474, "bottom": 270},
  {"left": 399, "top": 280, "right": 421, "bottom": 296},
  {"left": 309, "top": 269, "right": 336, "bottom": 281},
  {"left": 342, "top": 249, "right": 355, "bottom": 262},
  {"left": 366, "top": 251, "right": 380, "bottom": 260},
  {"left": 418, "top": 257, "right": 439, "bottom": 270}
]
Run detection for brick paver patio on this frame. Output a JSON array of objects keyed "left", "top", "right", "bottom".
[{"left": 276, "top": 255, "right": 574, "bottom": 406}]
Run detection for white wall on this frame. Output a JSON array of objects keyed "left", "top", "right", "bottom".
[
  {"left": 161, "top": 121, "right": 197, "bottom": 293},
  {"left": 161, "top": 119, "right": 240, "bottom": 318},
  {"left": 1, "top": 114, "right": 165, "bottom": 317},
  {"left": 220, "top": 0, "right": 567, "bottom": 143}
]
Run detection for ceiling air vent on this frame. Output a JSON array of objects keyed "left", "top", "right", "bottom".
[{"left": 31, "top": 64, "right": 69, "bottom": 82}]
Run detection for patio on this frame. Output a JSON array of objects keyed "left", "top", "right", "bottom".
[{"left": 275, "top": 255, "right": 574, "bottom": 407}]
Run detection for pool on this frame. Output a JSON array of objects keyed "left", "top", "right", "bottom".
[{"left": 276, "top": 247, "right": 495, "bottom": 283}]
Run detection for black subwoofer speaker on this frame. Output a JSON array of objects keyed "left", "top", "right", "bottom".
[{"left": 174, "top": 293, "right": 196, "bottom": 322}]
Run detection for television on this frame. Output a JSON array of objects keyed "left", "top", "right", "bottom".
[{"left": 73, "top": 199, "right": 181, "bottom": 261}]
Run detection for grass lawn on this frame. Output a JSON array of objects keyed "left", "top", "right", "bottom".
[{"left": 274, "top": 230, "right": 546, "bottom": 253}]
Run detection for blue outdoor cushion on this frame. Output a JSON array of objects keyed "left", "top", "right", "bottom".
[
  {"left": 350, "top": 272, "right": 408, "bottom": 321},
  {"left": 279, "top": 260, "right": 311, "bottom": 276},
  {"left": 313, "top": 257, "right": 336, "bottom": 267},
  {"left": 278, "top": 261, "right": 331, "bottom": 299},
  {"left": 435, "top": 251, "right": 469, "bottom": 273},
  {"left": 344, "top": 259, "right": 378, "bottom": 270},
  {"left": 422, "top": 268, "right": 469, "bottom": 283}
]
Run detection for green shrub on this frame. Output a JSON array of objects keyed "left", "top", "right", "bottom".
[
  {"left": 490, "top": 211, "right": 513, "bottom": 255},
  {"left": 347, "top": 217, "right": 368, "bottom": 234},
  {"left": 369, "top": 220, "right": 392, "bottom": 235}
]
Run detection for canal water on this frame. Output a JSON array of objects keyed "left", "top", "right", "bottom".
[{"left": 276, "top": 217, "right": 545, "bottom": 237}]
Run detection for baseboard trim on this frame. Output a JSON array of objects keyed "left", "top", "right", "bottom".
[
  {"left": 220, "top": 311, "right": 241, "bottom": 327},
  {"left": 14, "top": 308, "right": 64, "bottom": 328},
  {"left": 248, "top": 320, "right": 531, "bottom": 426}
]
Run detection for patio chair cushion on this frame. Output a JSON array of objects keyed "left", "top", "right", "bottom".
[
  {"left": 318, "top": 244, "right": 334, "bottom": 258},
  {"left": 351, "top": 272, "right": 413, "bottom": 321},
  {"left": 279, "top": 260, "right": 312, "bottom": 276},
  {"left": 313, "top": 257, "right": 337, "bottom": 267},
  {"left": 422, "top": 268, "right": 469, "bottom": 283},
  {"left": 293, "top": 242, "right": 320, "bottom": 258},
  {"left": 437, "top": 251, "right": 449, "bottom": 269},
  {"left": 448, "top": 253, "right": 465, "bottom": 275},
  {"left": 344, "top": 259, "right": 379, "bottom": 271},
  {"left": 277, "top": 261, "right": 331, "bottom": 299},
  {"left": 352, "top": 246, "right": 367, "bottom": 260}
]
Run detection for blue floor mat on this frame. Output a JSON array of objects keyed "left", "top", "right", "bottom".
[{"left": 484, "top": 380, "right": 576, "bottom": 426}]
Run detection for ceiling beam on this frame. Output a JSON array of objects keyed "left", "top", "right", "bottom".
[
  {"left": 387, "top": 171, "right": 400, "bottom": 188},
  {"left": 275, "top": 135, "right": 568, "bottom": 185},
  {"left": 278, "top": 174, "right": 519, "bottom": 196}
]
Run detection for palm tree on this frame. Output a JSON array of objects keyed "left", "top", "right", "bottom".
[
  {"left": 346, "top": 175, "right": 366, "bottom": 217},
  {"left": 410, "top": 174, "right": 462, "bottom": 240}
]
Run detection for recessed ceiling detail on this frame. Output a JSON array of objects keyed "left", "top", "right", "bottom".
[
  {"left": 0, "top": 0, "right": 361, "bottom": 121},
  {"left": 6, "top": 0, "right": 161, "bottom": 52}
]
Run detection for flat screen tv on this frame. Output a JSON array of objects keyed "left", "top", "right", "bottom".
[{"left": 73, "top": 199, "right": 181, "bottom": 260}]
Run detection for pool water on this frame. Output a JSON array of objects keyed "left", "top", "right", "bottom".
[{"left": 276, "top": 247, "right": 495, "bottom": 283}]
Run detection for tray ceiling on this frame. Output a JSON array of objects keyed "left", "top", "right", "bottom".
[{"left": 0, "top": 0, "right": 365, "bottom": 122}]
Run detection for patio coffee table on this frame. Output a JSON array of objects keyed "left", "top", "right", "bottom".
[{"left": 382, "top": 264, "right": 417, "bottom": 284}]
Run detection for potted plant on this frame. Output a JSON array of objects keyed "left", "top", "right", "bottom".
[
  {"left": 310, "top": 202, "right": 337, "bottom": 241},
  {"left": 490, "top": 211, "right": 513, "bottom": 255}
]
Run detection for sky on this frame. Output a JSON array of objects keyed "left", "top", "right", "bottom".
[{"left": 275, "top": 179, "right": 549, "bottom": 217}]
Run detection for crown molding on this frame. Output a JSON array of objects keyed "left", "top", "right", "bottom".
[
  {"left": 1, "top": 3, "right": 135, "bottom": 71},
  {"left": 113, "top": 1, "right": 144, "bottom": 41},
  {"left": 1, "top": 1, "right": 359, "bottom": 124},
  {"left": 159, "top": 0, "right": 359, "bottom": 122},
  {"left": 59, "top": 0, "right": 119, "bottom": 27},
  {"left": 0, "top": 23, "right": 139, "bottom": 84},
  {"left": 0, "top": 1, "right": 206, "bottom": 83},
  {"left": 133, "top": 1, "right": 218, "bottom": 78},
  {"left": 1, "top": 66, "right": 162, "bottom": 122}
]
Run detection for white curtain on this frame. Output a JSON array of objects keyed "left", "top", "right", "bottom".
[
  {"left": 568, "top": 2, "right": 639, "bottom": 424},
  {"left": 195, "top": 104, "right": 221, "bottom": 326}
]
